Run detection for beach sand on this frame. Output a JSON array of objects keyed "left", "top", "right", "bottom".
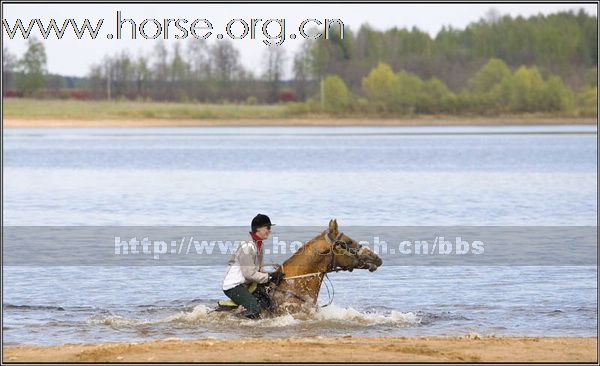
[
  {"left": 4, "top": 116, "right": 596, "bottom": 128},
  {"left": 4, "top": 336, "right": 597, "bottom": 362}
]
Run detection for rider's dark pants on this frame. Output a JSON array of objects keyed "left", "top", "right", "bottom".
[{"left": 223, "top": 284, "right": 261, "bottom": 318}]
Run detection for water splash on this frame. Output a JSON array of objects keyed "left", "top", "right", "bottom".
[
  {"left": 164, "top": 304, "right": 214, "bottom": 323},
  {"left": 86, "top": 303, "right": 420, "bottom": 329},
  {"left": 312, "top": 304, "right": 421, "bottom": 326}
]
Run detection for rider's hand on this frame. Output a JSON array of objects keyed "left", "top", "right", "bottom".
[{"left": 268, "top": 271, "right": 285, "bottom": 286}]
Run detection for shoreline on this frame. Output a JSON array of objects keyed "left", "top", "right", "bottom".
[
  {"left": 3, "top": 336, "right": 597, "bottom": 362},
  {"left": 3, "top": 116, "right": 597, "bottom": 128}
]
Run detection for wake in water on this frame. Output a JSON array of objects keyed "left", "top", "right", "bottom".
[
  {"left": 86, "top": 303, "right": 421, "bottom": 329},
  {"left": 6, "top": 298, "right": 596, "bottom": 347}
]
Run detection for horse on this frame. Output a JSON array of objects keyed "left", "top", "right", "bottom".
[{"left": 216, "top": 219, "right": 383, "bottom": 316}]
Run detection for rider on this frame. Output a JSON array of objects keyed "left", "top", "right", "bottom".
[{"left": 222, "top": 214, "right": 285, "bottom": 319}]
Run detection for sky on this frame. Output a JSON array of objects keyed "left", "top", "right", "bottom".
[{"left": 2, "top": 3, "right": 597, "bottom": 78}]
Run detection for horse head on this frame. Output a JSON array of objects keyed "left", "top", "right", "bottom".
[{"left": 316, "top": 219, "right": 383, "bottom": 273}]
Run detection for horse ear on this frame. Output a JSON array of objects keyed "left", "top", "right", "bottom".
[{"left": 328, "top": 219, "right": 339, "bottom": 235}]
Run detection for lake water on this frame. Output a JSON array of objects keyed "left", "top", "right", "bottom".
[{"left": 3, "top": 125, "right": 597, "bottom": 345}]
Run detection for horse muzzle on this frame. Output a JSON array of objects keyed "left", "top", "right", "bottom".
[{"left": 356, "top": 247, "right": 383, "bottom": 272}]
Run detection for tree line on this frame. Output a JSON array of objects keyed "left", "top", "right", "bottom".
[
  {"left": 85, "top": 41, "right": 289, "bottom": 103},
  {"left": 2, "top": 9, "right": 597, "bottom": 115},
  {"left": 299, "top": 8, "right": 596, "bottom": 92},
  {"left": 318, "top": 59, "right": 596, "bottom": 116}
]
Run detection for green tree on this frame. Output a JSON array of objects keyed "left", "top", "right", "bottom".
[
  {"left": 418, "top": 77, "right": 454, "bottom": 113},
  {"left": 468, "top": 58, "right": 511, "bottom": 93},
  {"left": 464, "top": 58, "right": 514, "bottom": 113},
  {"left": 508, "top": 66, "right": 545, "bottom": 112},
  {"left": 362, "top": 63, "right": 397, "bottom": 112},
  {"left": 577, "top": 86, "right": 597, "bottom": 117},
  {"left": 488, "top": 74, "right": 514, "bottom": 112},
  {"left": 16, "top": 38, "right": 47, "bottom": 96},
  {"left": 584, "top": 67, "right": 597, "bottom": 87},
  {"left": 542, "top": 75, "right": 574, "bottom": 112},
  {"left": 395, "top": 70, "right": 424, "bottom": 114},
  {"left": 323, "top": 75, "right": 350, "bottom": 112}
]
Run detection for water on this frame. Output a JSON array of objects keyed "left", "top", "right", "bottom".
[{"left": 3, "top": 125, "right": 597, "bottom": 345}]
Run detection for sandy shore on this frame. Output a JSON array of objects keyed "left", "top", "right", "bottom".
[
  {"left": 4, "top": 336, "right": 597, "bottom": 362},
  {"left": 4, "top": 117, "right": 596, "bottom": 128}
]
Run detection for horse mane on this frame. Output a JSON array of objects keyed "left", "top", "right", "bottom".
[{"left": 280, "top": 231, "right": 326, "bottom": 268}]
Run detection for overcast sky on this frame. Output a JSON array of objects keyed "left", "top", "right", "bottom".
[{"left": 2, "top": 3, "right": 597, "bottom": 78}]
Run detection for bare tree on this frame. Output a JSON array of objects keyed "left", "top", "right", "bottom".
[
  {"left": 484, "top": 8, "right": 501, "bottom": 24},
  {"left": 152, "top": 42, "right": 169, "bottom": 98},
  {"left": 112, "top": 51, "right": 134, "bottom": 96},
  {"left": 187, "top": 38, "right": 210, "bottom": 81},
  {"left": 86, "top": 63, "right": 105, "bottom": 97},
  {"left": 263, "top": 46, "right": 286, "bottom": 103},
  {"left": 293, "top": 42, "right": 314, "bottom": 101},
  {"left": 2, "top": 47, "right": 17, "bottom": 92},
  {"left": 169, "top": 43, "right": 189, "bottom": 101},
  {"left": 171, "top": 43, "right": 188, "bottom": 82},
  {"left": 210, "top": 40, "right": 241, "bottom": 85},
  {"left": 210, "top": 41, "right": 242, "bottom": 101},
  {"left": 186, "top": 38, "right": 211, "bottom": 101},
  {"left": 134, "top": 53, "right": 151, "bottom": 97}
]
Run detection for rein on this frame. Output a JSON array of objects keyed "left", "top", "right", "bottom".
[{"left": 283, "top": 272, "right": 324, "bottom": 280}]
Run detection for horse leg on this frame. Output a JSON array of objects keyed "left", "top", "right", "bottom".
[{"left": 253, "top": 284, "right": 275, "bottom": 313}]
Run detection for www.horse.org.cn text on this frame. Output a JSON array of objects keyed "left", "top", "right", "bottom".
[{"left": 3, "top": 11, "right": 345, "bottom": 46}]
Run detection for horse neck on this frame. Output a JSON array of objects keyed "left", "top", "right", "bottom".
[
  {"left": 280, "top": 235, "right": 330, "bottom": 277},
  {"left": 278, "top": 236, "right": 331, "bottom": 305}
]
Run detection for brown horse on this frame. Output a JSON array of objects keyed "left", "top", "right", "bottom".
[
  {"left": 266, "top": 219, "right": 383, "bottom": 314},
  {"left": 216, "top": 219, "right": 382, "bottom": 315}
]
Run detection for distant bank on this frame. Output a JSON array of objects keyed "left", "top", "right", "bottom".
[
  {"left": 4, "top": 117, "right": 596, "bottom": 128},
  {"left": 2, "top": 98, "right": 596, "bottom": 127}
]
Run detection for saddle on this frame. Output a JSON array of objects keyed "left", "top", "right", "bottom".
[{"left": 216, "top": 282, "right": 274, "bottom": 313}]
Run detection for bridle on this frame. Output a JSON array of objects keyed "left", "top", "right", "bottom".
[
  {"left": 323, "top": 229, "right": 361, "bottom": 273},
  {"left": 281, "top": 229, "right": 359, "bottom": 280}
]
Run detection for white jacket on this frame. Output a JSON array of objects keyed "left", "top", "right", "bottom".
[{"left": 222, "top": 235, "right": 270, "bottom": 290}]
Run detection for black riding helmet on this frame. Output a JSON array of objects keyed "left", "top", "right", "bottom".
[{"left": 251, "top": 214, "right": 275, "bottom": 232}]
